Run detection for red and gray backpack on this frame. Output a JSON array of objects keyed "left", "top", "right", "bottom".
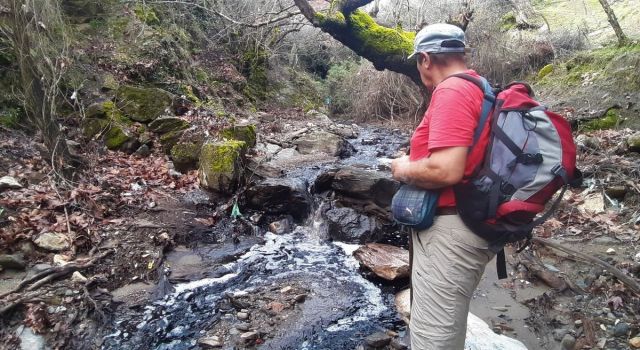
[{"left": 451, "top": 74, "right": 581, "bottom": 279}]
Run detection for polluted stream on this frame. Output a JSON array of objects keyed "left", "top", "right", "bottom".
[{"left": 102, "top": 126, "right": 537, "bottom": 349}]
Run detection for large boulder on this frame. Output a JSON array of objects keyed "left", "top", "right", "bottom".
[
  {"left": 198, "top": 140, "right": 246, "bottom": 194},
  {"left": 244, "top": 178, "right": 312, "bottom": 221},
  {"left": 353, "top": 243, "right": 409, "bottom": 281},
  {"left": 325, "top": 207, "right": 379, "bottom": 244},
  {"left": 82, "top": 101, "right": 139, "bottom": 152},
  {"left": 116, "top": 86, "right": 173, "bottom": 123},
  {"left": 221, "top": 124, "right": 257, "bottom": 148},
  {"left": 331, "top": 167, "right": 401, "bottom": 208},
  {"left": 293, "top": 130, "right": 354, "bottom": 158},
  {"left": 169, "top": 129, "right": 206, "bottom": 172}
]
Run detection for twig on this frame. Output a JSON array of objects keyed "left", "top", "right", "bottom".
[
  {"left": 0, "top": 250, "right": 112, "bottom": 299},
  {"left": 532, "top": 237, "right": 640, "bottom": 295}
]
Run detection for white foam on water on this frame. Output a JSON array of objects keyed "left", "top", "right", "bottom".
[{"left": 173, "top": 272, "right": 238, "bottom": 294}]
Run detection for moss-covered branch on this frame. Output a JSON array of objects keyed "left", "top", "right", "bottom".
[{"left": 293, "top": 0, "right": 421, "bottom": 86}]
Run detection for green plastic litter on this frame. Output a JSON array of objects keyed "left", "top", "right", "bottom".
[{"left": 231, "top": 202, "right": 242, "bottom": 219}]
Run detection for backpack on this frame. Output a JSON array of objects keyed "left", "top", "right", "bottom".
[{"left": 450, "top": 74, "right": 581, "bottom": 279}]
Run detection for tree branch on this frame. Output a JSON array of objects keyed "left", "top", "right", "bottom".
[{"left": 341, "top": 0, "right": 375, "bottom": 14}]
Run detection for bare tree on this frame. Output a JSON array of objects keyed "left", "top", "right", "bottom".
[
  {"left": 1, "top": 0, "right": 72, "bottom": 178},
  {"left": 596, "top": 0, "right": 628, "bottom": 46}
]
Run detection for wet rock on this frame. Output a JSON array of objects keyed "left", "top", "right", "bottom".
[
  {"left": 561, "top": 334, "right": 576, "bottom": 350},
  {"left": 0, "top": 254, "right": 26, "bottom": 270},
  {"left": 329, "top": 123, "right": 358, "bottom": 139},
  {"left": 614, "top": 322, "right": 630, "bottom": 337},
  {"left": 134, "top": 144, "right": 151, "bottom": 157},
  {"left": 293, "top": 130, "right": 354, "bottom": 158},
  {"left": 148, "top": 117, "right": 189, "bottom": 134},
  {"left": 311, "top": 169, "right": 336, "bottom": 194},
  {"left": 236, "top": 323, "right": 252, "bottom": 332},
  {"left": 221, "top": 124, "right": 257, "bottom": 148},
  {"left": 237, "top": 312, "right": 249, "bottom": 321},
  {"left": 0, "top": 176, "right": 22, "bottom": 190},
  {"left": 627, "top": 133, "right": 640, "bottom": 152},
  {"left": 630, "top": 337, "right": 640, "bottom": 348},
  {"left": 197, "top": 336, "right": 222, "bottom": 348},
  {"left": 365, "top": 332, "right": 391, "bottom": 348},
  {"left": 181, "top": 189, "right": 211, "bottom": 206},
  {"left": 353, "top": 243, "right": 409, "bottom": 281},
  {"left": 390, "top": 339, "right": 408, "bottom": 350},
  {"left": 268, "top": 218, "right": 292, "bottom": 235},
  {"left": 34, "top": 232, "right": 70, "bottom": 252},
  {"left": 331, "top": 167, "right": 400, "bottom": 207},
  {"left": 240, "top": 331, "right": 258, "bottom": 342},
  {"left": 16, "top": 325, "right": 46, "bottom": 350},
  {"left": 325, "top": 207, "right": 378, "bottom": 244},
  {"left": 244, "top": 178, "right": 312, "bottom": 221},
  {"left": 198, "top": 140, "right": 246, "bottom": 194},
  {"left": 116, "top": 85, "right": 173, "bottom": 123}
]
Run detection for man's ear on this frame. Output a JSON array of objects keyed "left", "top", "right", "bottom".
[{"left": 419, "top": 52, "right": 431, "bottom": 69}]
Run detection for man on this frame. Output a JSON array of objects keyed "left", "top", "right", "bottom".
[{"left": 391, "top": 23, "right": 495, "bottom": 349}]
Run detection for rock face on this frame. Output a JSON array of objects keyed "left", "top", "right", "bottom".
[
  {"left": 116, "top": 85, "right": 173, "bottom": 122},
  {"left": 244, "top": 178, "right": 312, "bottom": 221},
  {"left": 198, "top": 140, "right": 246, "bottom": 194},
  {"left": 148, "top": 117, "right": 190, "bottom": 134},
  {"left": 325, "top": 207, "right": 378, "bottom": 244},
  {"left": 331, "top": 167, "right": 401, "bottom": 207},
  {"left": 293, "top": 130, "right": 354, "bottom": 157},
  {"left": 353, "top": 243, "right": 409, "bottom": 281},
  {"left": 33, "top": 232, "right": 70, "bottom": 252},
  {"left": 394, "top": 289, "right": 528, "bottom": 350}
]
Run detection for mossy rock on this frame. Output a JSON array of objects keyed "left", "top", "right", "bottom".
[
  {"left": 102, "top": 74, "right": 119, "bottom": 91},
  {"left": 82, "top": 118, "right": 110, "bottom": 139},
  {"left": 582, "top": 109, "right": 621, "bottom": 131},
  {"left": 198, "top": 140, "right": 246, "bottom": 194},
  {"left": 628, "top": 133, "right": 640, "bottom": 152},
  {"left": 221, "top": 124, "right": 257, "bottom": 148},
  {"left": 538, "top": 64, "right": 554, "bottom": 80},
  {"left": 116, "top": 86, "right": 173, "bottom": 123},
  {"left": 148, "top": 117, "right": 190, "bottom": 134},
  {"left": 170, "top": 142, "right": 203, "bottom": 172},
  {"left": 159, "top": 130, "right": 185, "bottom": 154},
  {"left": 104, "top": 125, "right": 135, "bottom": 150}
]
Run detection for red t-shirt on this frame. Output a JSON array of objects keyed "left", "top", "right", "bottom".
[{"left": 409, "top": 69, "right": 490, "bottom": 208}]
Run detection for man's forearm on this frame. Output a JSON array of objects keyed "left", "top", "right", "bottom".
[{"left": 396, "top": 157, "right": 453, "bottom": 189}]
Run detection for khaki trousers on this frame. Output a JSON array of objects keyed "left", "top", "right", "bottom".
[{"left": 410, "top": 214, "right": 495, "bottom": 350}]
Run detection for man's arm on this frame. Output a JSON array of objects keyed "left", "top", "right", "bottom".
[{"left": 391, "top": 146, "right": 467, "bottom": 189}]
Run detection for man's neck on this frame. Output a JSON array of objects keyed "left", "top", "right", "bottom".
[{"left": 433, "top": 65, "right": 470, "bottom": 86}]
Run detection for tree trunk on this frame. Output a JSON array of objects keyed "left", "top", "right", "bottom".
[
  {"left": 597, "top": 0, "right": 629, "bottom": 46},
  {"left": 293, "top": 0, "right": 422, "bottom": 87}
]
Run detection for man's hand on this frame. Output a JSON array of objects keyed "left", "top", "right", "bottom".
[{"left": 391, "top": 147, "right": 468, "bottom": 189}]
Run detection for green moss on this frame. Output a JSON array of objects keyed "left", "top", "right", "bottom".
[
  {"left": 537, "top": 64, "right": 554, "bottom": 80},
  {"left": 148, "top": 117, "right": 190, "bottom": 133},
  {"left": 200, "top": 140, "right": 246, "bottom": 174},
  {"left": 582, "top": 109, "right": 621, "bottom": 131},
  {"left": 116, "top": 85, "right": 173, "bottom": 122},
  {"left": 242, "top": 50, "right": 269, "bottom": 102},
  {"left": 134, "top": 5, "right": 160, "bottom": 25},
  {"left": 159, "top": 130, "right": 184, "bottom": 153},
  {"left": 221, "top": 124, "right": 257, "bottom": 148},
  {"left": 170, "top": 142, "right": 202, "bottom": 172},
  {"left": 348, "top": 10, "right": 414, "bottom": 57},
  {"left": 82, "top": 118, "right": 110, "bottom": 138},
  {"left": 315, "top": 11, "right": 346, "bottom": 28},
  {"left": 500, "top": 12, "right": 517, "bottom": 31},
  {"left": 193, "top": 67, "right": 209, "bottom": 83},
  {"left": 0, "top": 108, "right": 21, "bottom": 128},
  {"left": 180, "top": 84, "right": 201, "bottom": 105},
  {"left": 104, "top": 125, "right": 131, "bottom": 149}
]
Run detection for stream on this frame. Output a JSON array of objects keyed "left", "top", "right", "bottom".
[{"left": 101, "top": 125, "right": 541, "bottom": 349}]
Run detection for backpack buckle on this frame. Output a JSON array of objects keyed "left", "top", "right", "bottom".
[{"left": 516, "top": 153, "right": 543, "bottom": 165}]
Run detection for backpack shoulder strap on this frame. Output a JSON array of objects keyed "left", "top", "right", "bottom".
[{"left": 447, "top": 73, "right": 496, "bottom": 147}]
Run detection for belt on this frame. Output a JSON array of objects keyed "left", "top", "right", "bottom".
[{"left": 436, "top": 207, "right": 457, "bottom": 216}]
